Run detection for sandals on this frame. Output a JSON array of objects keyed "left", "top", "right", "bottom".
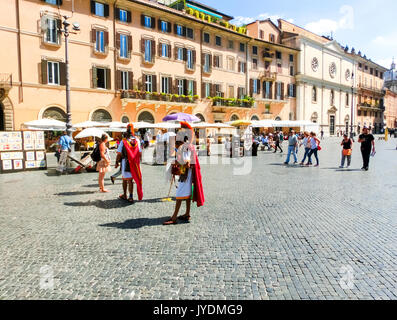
[
  {"left": 163, "top": 219, "right": 177, "bottom": 225},
  {"left": 178, "top": 215, "right": 191, "bottom": 222},
  {"left": 119, "top": 194, "right": 127, "bottom": 201}
]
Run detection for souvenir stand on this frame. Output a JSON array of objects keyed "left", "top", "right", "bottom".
[{"left": 0, "top": 130, "right": 47, "bottom": 174}]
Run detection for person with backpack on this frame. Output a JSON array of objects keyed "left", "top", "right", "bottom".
[{"left": 96, "top": 134, "right": 111, "bottom": 193}]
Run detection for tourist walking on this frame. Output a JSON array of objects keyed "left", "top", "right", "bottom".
[
  {"left": 300, "top": 132, "right": 311, "bottom": 165},
  {"left": 284, "top": 130, "right": 298, "bottom": 165},
  {"left": 273, "top": 131, "right": 283, "bottom": 153},
  {"left": 358, "top": 126, "right": 375, "bottom": 171},
  {"left": 56, "top": 130, "right": 75, "bottom": 174},
  {"left": 320, "top": 130, "right": 324, "bottom": 140},
  {"left": 164, "top": 122, "right": 204, "bottom": 225},
  {"left": 115, "top": 124, "right": 143, "bottom": 203},
  {"left": 97, "top": 134, "right": 111, "bottom": 193},
  {"left": 306, "top": 132, "right": 321, "bottom": 167},
  {"left": 339, "top": 134, "right": 353, "bottom": 168}
]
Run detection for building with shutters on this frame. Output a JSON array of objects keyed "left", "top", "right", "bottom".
[
  {"left": 384, "top": 61, "right": 397, "bottom": 129},
  {"left": 0, "top": 0, "right": 298, "bottom": 131}
]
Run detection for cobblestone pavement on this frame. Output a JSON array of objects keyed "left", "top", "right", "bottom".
[{"left": 0, "top": 137, "right": 396, "bottom": 300}]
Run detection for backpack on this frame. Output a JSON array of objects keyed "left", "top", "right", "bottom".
[{"left": 90, "top": 143, "right": 101, "bottom": 162}]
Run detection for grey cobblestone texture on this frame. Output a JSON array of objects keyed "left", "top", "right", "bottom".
[{"left": 0, "top": 137, "right": 396, "bottom": 300}]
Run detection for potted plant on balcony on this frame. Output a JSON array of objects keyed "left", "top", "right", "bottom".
[
  {"left": 152, "top": 92, "right": 161, "bottom": 101},
  {"left": 193, "top": 95, "right": 199, "bottom": 102},
  {"left": 172, "top": 94, "right": 180, "bottom": 102},
  {"left": 145, "top": 91, "right": 152, "bottom": 100}
]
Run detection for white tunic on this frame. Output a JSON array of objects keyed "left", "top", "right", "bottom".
[{"left": 175, "top": 147, "right": 193, "bottom": 200}]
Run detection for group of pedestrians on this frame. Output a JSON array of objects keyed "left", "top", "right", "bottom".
[{"left": 284, "top": 131, "right": 321, "bottom": 167}]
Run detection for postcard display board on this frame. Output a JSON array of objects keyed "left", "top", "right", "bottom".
[{"left": 0, "top": 131, "right": 47, "bottom": 173}]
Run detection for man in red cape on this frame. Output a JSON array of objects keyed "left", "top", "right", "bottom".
[
  {"left": 164, "top": 121, "right": 204, "bottom": 225},
  {"left": 115, "top": 124, "right": 143, "bottom": 202}
]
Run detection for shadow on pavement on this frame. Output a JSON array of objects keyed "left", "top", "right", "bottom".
[
  {"left": 55, "top": 191, "right": 97, "bottom": 196},
  {"left": 64, "top": 197, "right": 166, "bottom": 209},
  {"left": 334, "top": 169, "right": 364, "bottom": 172},
  {"left": 81, "top": 183, "right": 120, "bottom": 188},
  {"left": 99, "top": 216, "right": 171, "bottom": 229}
]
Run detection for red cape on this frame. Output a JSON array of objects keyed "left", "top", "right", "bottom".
[
  {"left": 123, "top": 138, "right": 143, "bottom": 201},
  {"left": 190, "top": 145, "right": 205, "bottom": 207}
]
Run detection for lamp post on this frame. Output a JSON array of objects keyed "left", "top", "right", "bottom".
[
  {"left": 59, "top": 16, "right": 80, "bottom": 167},
  {"left": 350, "top": 72, "right": 355, "bottom": 140}
]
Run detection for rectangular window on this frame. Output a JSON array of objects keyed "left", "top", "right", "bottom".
[
  {"left": 252, "top": 46, "right": 258, "bottom": 55},
  {"left": 161, "top": 77, "right": 170, "bottom": 94},
  {"left": 96, "top": 68, "right": 106, "bottom": 89},
  {"left": 289, "top": 84, "right": 294, "bottom": 97},
  {"left": 47, "top": 61, "right": 59, "bottom": 85},
  {"left": 145, "top": 74, "right": 152, "bottom": 92},
  {"left": 45, "top": 0, "right": 58, "bottom": 5},
  {"left": 144, "top": 39, "right": 152, "bottom": 63},
  {"left": 215, "top": 36, "right": 222, "bottom": 46},
  {"left": 253, "top": 58, "right": 258, "bottom": 70},
  {"left": 177, "top": 25, "right": 183, "bottom": 36},
  {"left": 177, "top": 47, "right": 183, "bottom": 61},
  {"left": 187, "top": 28, "right": 194, "bottom": 39},
  {"left": 276, "top": 82, "right": 282, "bottom": 100},
  {"left": 120, "top": 34, "right": 128, "bottom": 58},
  {"left": 204, "top": 54, "right": 210, "bottom": 73},
  {"left": 178, "top": 79, "right": 184, "bottom": 95},
  {"left": 205, "top": 83, "right": 210, "bottom": 97},
  {"left": 239, "top": 43, "right": 245, "bottom": 52},
  {"left": 270, "top": 34, "right": 275, "bottom": 42},
  {"left": 187, "top": 80, "right": 194, "bottom": 96},
  {"left": 96, "top": 30, "right": 105, "bottom": 53},
  {"left": 265, "top": 82, "right": 271, "bottom": 99},
  {"left": 259, "top": 30, "right": 264, "bottom": 39},
  {"left": 119, "top": 9, "right": 127, "bottom": 22},
  {"left": 144, "top": 16, "right": 152, "bottom": 28},
  {"left": 187, "top": 49, "right": 193, "bottom": 69},
  {"left": 289, "top": 66, "right": 294, "bottom": 76},
  {"left": 214, "top": 55, "right": 221, "bottom": 68},
  {"left": 161, "top": 43, "right": 168, "bottom": 58},
  {"left": 228, "top": 40, "right": 234, "bottom": 49},
  {"left": 289, "top": 54, "right": 294, "bottom": 62},
  {"left": 253, "top": 79, "right": 258, "bottom": 94},
  {"left": 240, "top": 62, "right": 245, "bottom": 73},
  {"left": 227, "top": 57, "right": 234, "bottom": 71},
  {"left": 215, "top": 84, "right": 222, "bottom": 97},
  {"left": 346, "top": 93, "right": 349, "bottom": 106},
  {"left": 276, "top": 51, "right": 282, "bottom": 59},
  {"left": 161, "top": 21, "right": 168, "bottom": 32},
  {"left": 121, "top": 71, "right": 129, "bottom": 90},
  {"left": 45, "top": 18, "right": 58, "bottom": 44},
  {"left": 94, "top": 2, "right": 105, "bottom": 17},
  {"left": 203, "top": 33, "right": 210, "bottom": 43},
  {"left": 238, "top": 87, "right": 245, "bottom": 99},
  {"left": 228, "top": 86, "right": 234, "bottom": 98}
]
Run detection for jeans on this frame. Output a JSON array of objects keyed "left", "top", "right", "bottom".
[
  {"left": 274, "top": 141, "right": 283, "bottom": 153},
  {"left": 361, "top": 148, "right": 371, "bottom": 168},
  {"left": 111, "top": 167, "right": 122, "bottom": 179},
  {"left": 301, "top": 147, "right": 311, "bottom": 164},
  {"left": 285, "top": 145, "right": 297, "bottom": 163},
  {"left": 341, "top": 152, "right": 351, "bottom": 167},
  {"left": 307, "top": 148, "right": 319, "bottom": 165}
]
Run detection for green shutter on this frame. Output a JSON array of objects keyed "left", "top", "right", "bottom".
[
  {"left": 106, "top": 68, "right": 111, "bottom": 90},
  {"left": 92, "top": 66, "right": 97, "bottom": 88},
  {"left": 41, "top": 60, "right": 48, "bottom": 84}
]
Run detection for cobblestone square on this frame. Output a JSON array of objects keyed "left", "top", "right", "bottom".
[{"left": 0, "top": 137, "right": 396, "bottom": 300}]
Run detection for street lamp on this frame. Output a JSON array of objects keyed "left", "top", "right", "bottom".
[{"left": 350, "top": 72, "right": 355, "bottom": 140}]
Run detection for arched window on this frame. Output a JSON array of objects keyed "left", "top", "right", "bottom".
[
  {"left": 91, "top": 109, "right": 112, "bottom": 123},
  {"left": 121, "top": 116, "right": 130, "bottom": 123},
  {"left": 195, "top": 113, "right": 205, "bottom": 122},
  {"left": 251, "top": 115, "right": 259, "bottom": 121},
  {"left": 230, "top": 114, "right": 239, "bottom": 121},
  {"left": 289, "top": 112, "right": 294, "bottom": 121},
  {"left": 137, "top": 111, "right": 155, "bottom": 123},
  {"left": 42, "top": 107, "right": 67, "bottom": 122},
  {"left": 312, "top": 86, "right": 317, "bottom": 102}
]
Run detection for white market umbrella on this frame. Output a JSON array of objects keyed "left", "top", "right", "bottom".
[
  {"left": 23, "top": 119, "right": 66, "bottom": 131},
  {"left": 192, "top": 122, "right": 233, "bottom": 129},
  {"left": 153, "top": 122, "right": 181, "bottom": 129},
  {"left": 251, "top": 120, "right": 275, "bottom": 128},
  {"left": 73, "top": 121, "right": 109, "bottom": 129},
  {"left": 74, "top": 128, "right": 111, "bottom": 139},
  {"left": 134, "top": 122, "right": 157, "bottom": 129}
]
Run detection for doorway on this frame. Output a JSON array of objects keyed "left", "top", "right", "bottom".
[
  {"left": 0, "top": 103, "right": 4, "bottom": 131},
  {"left": 330, "top": 115, "right": 335, "bottom": 135}
]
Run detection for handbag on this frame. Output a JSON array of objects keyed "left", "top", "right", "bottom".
[
  {"left": 171, "top": 163, "right": 181, "bottom": 176},
  {"left": 342, "top": 149, "right": 352, "bottom": 156},
  {"left": 317, "top": 145, "right": 322, "bottom": 151}
]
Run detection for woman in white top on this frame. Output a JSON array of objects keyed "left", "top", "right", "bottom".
[{"left": 305, "top": 132, "right": 321, "bottom": 167}]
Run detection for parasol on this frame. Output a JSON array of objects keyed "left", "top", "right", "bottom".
[
  {"left": 74, "top": 128, "right": 111, "bottom": 139},
  {"left": 162, "top": 113, "right": 200, "bottom": 123}
]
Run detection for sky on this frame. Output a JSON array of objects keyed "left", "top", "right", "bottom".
[{"left": 200, "top": 0, "right": 397, "bottom": 69}]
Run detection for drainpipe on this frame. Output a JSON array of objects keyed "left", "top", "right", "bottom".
[
  {"left": 113, "top": 0, "right": 118, "bottom": 98},
  {"left": 15, "top": 0, "right": 23, "bottom": 103}
]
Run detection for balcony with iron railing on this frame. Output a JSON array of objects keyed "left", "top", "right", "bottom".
[
  {"left": 357, "top": 102, "right": 384, "bottom": 111},
  {"left": 211, "top": 96, "right": 255, "bottom": 108},
  {"left": 358, "top": 83, "right": 384, "bottom": 94},
  {"left": 121, "top": 90, "right": 199, "bottom": 103},
  {"left": 263, "top": 51, "right": 275, "bottom": 61},
  {"left": 259, "top": 71, "right": 277, "bottom": 81}
]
